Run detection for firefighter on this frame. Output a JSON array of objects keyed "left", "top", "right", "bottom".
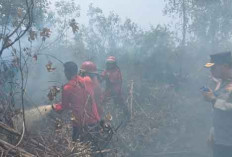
[
  {"left": 101, "top": 56, "right": 124, "bottom": 106},
  {"left": 203, "top": 52, "right": 232, "bottom": 157},
  {"left": 79, "top": 61, "right": 103, "bottom": 117},
  {"left": 53, "top": 61, "right": 100, "bottom": 141}
]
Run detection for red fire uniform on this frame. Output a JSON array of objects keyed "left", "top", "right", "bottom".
[
  {"left": 54, "top": 75, "right": 100, "bottom": 126},
  {"left": 102, "top": 67, "right": 123, "bottom": 105}
]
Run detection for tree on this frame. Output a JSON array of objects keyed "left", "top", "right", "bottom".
[
  {"left": 0, "top": 0, "right": 34, "bottom": 56},
  {"left": 164, "top": 0, "right": 191, "bottom": 76},
  {"left": 190, "top": 0, "right": 232, "bottom": 50},
  {"left": 164, "top": 0, "right": 232, "bottom": 51},
  {"left": 73, "top": 4, "right": 142, "bottom": 63}
]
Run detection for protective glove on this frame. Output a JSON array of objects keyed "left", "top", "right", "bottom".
[{"left": 52, "top": 103, "right": 63, "bottom": 112}]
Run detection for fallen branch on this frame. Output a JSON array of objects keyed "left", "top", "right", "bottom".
[
  {"left": 0, "top": 122, "right": 20, "bottom": 137},
  {"left": 29, "top": 138, "right": 52, "bottom": 152},
  {"left": 94, "top": 148, "right": 116, "bottom": 154},
  {"left": 0, "top": 139, "right": 36, "bottom": 157}
]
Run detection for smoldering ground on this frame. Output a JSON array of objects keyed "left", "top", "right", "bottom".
[{"left": 1, "top": 0, "right": 232, "bottom": 157}]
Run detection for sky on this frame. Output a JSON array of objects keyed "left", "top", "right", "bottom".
[{"left": 77, "top": 0, "right": 171, "bottom": 29}]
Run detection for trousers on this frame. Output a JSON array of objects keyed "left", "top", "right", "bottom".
[{"left": 72, "top": 124, "right": 99, "bottom": 141}]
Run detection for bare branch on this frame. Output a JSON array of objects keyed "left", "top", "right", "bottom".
[{"left": 0, "top": 0, "right": 34, "bottom": 57}]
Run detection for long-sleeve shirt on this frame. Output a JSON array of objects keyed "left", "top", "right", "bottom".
[
  {"left": 58, "top": 75, "right": 100, "bottom": 126},
  {"left": 102, "top": 67, "right": 122, "bottom": 96},
  {"left": 213, "top": 80, "right": 232, "bottom": 146}
]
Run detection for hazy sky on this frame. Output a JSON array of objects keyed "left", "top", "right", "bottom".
[{"left": 77, "top": 0, "right": 171, "bottom": 29}]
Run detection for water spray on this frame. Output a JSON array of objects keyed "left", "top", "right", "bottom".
[{"left": 13, "top": 104, "right": 54, "bottom": 132}]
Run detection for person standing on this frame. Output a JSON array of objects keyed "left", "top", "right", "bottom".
[
  {"left": 101, "top": 56, "right": 124, "bottom": 106},
  {"left": 203, "top": 52, "right": 232, "bottom": 157},
  {"left": 53, "top": 61, "right": 100, "bottom": 141}
]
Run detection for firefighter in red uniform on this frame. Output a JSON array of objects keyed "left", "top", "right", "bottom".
[
  {"left": 79, "top": 61, "right": 103, "bottom": 117},
  {"left": 53, "top": 61, "right": 100, "bottom": 141},
  {"left": 102, "top": 56, "right": 124, "bottom": 107}
]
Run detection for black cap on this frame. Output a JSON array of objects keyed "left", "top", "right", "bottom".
[{"left": 205, "top": 51, "right": 232, "bottom": 68}]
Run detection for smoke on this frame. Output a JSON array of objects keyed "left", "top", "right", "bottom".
[
  {"left": 3, "top": 1, "right": 230, "bottom": 156},
  {"left": 13, "top": 105, "right": 53, "bottom": 132},
  {"left": 13, "top": 105, "right": 52, "bottom": 134}
]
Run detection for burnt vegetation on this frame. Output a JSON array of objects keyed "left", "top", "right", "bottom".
[{"left": 1, "top": 0, "right": 232, "bottom": 157}]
